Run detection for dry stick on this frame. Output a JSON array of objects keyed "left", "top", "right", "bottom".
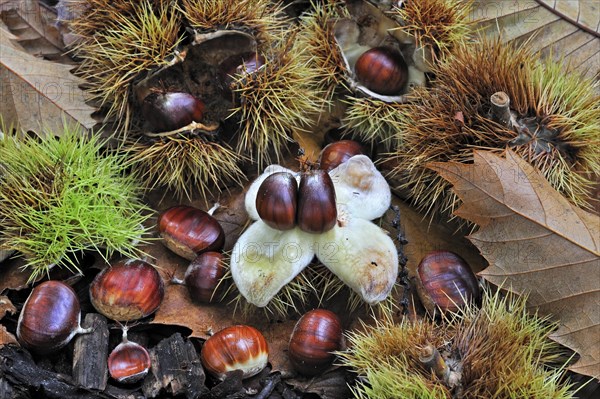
[{"left": 490, "top": 91, "right": 513, "bottom": 128}]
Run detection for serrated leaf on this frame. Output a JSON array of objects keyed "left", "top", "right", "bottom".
[
  {"left": 470, "top": 0, "right": 600, "bottom": 80},
  {"left": 0, "top": 0, "right": 66, "bottom": 60},
  {"left": 0, "top": 28, "right": 96, "bottom": 133},
  {"left": 429, "top": 149, "right": 600, "bottom": 379}
]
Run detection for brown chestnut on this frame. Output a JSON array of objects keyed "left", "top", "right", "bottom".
[
  {"left": 297, "top": 170, "right": 337, "bottom": 234},
  {"left": 354, "top": 46, "right": 408, "bottom": 96},
  {"left": 318, "top": 140, "right": 365, "bottom": 171},
  {"left": 200, "top": 325, "right": 268, "bottom": 380},
  {"left": 141, "top": 92, "right": 205, "bottom": 133},
  {"left": 256, "top": 172, "right": 298, "bottom": 230},
  {"left": 108, "top": 327, "right": 151, "bottom": 384},
  {"left": 288, "top": 309, "right": 343, "bottom": 376},
  {"left": 17, "top": 280, "right": 91, "bottom": 354},
  {"left": 415, "top": 250, "right": 480, "bottom": 315},
  {"left": 158, "top": 205, "right": 225, "bottom": 260},
  {"left": 89, "top": 259, "right": 165, "bottom": 322},
  {"left": 220, "top": 52, "right": 266, "bottom": 89},
  {"left": 184, "top": 251, "right": 228, "bottom": 304}
]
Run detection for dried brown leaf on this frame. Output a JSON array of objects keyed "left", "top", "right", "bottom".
[
  {"left": 0, "top": 0, "right": 67, "bottom": 60},
  {"left": 0, "top": 295, "right": 16, "bottom": 320},
  {"left": 429, "top": 149, "right": 600, "bottom": 379},
  {"left": 0, "top": 28, "right": 96, "bottom": 133},
  {"left": 471, "top": 0, "right": 600, "bottom": 80}
]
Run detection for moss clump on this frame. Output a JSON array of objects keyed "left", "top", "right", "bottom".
[{"left": 0, "top": 126, "right": 150, "bottom": 281}]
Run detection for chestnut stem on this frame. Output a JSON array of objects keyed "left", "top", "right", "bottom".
[
  {"left": 121, "top": 325, "right": 130, "bottom": 343},
  {"left": 75, "top": 325, "right": 94, "bottom": 335},
  {"left": 207, "top": 203, "right": 221, "bottom": 216},
  {"left": 143, "top": 121, "right": 219, "bottom": 137},
  {"left": 419, "top": 344, "right": 449, "bottom": 381},
  {"left": 171, "top": 276, "right": 185, "bottom": 285},
  {"left": 490, "top": 91, "right": 513, "bottom": 128}
]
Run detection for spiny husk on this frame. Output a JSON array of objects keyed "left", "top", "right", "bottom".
[
  {"left": 338, "top": 287, "right": 574, "bottom": 399},
  {"left": 177, "top": 0, "right": 289, "bottom": 46},
  {"left": 70, "top": 0, "right": 182, "bottom": 129},
  {"left": 126, "top": 135, "right": 245, "bottom": 200},
  {"left": 0, "top": 125, "right": 150, "bottom": 282},
  {"left": 387, "top": 38, "right": 600, "bottom": 217},
  {"left": 295, "top": 1, "right": 350, "bottom": 103},
  {"left": 342, "top": 96, "right": 406, "bottom": 148},
  {"left": 230, "top": 31, "right": 328, "bottom": 167},
  {"left": 391, "top": 0, "right": 473, "bottom": 56}
]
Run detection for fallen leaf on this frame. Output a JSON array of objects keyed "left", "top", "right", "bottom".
[
  {"left": 471, "top": 0, "right": 600, "bottom": 80},
  {"left": 0, "top": 0, "right": 68, "bottom": 61},
  {"left": 0, "top": 324, "right": 18, "bottom": 347},
  {"left": 429, "top": 149, "right": 600, "bottom": 379},
  {"left": 0, "top": 295, "right": 16, "bottom": 320},
  {"left": 0, "top": 26, "right": 96, "bottom": 133}
]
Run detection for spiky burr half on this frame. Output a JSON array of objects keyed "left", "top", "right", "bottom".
[
  {"left": 338, "top": 287, "right": 574, "bottom": 398},
  {"left": 385, "top": 38, "right": 600, "bottom": 217}
]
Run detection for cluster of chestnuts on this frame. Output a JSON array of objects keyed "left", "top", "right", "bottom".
[
  {"left": 414, "top": 250, "right": 481, "bottom": 316},
  {"left": 197, "top": 308, "right": 344, "bottom": 380},
  {"left": 157, "top": 204, "right": 228, "bottom": 304},
  {"left": 89, "top": 259, "right": 165, "bottom": 383},
  {"left": 256, "top": 169, "right": 337, "bottom": 234},
  {"left": 16, "top": 259, "right": 166, "bottom": 383},
  {"left": 256, "top": 140, "right": 365, "bottom": 234}
]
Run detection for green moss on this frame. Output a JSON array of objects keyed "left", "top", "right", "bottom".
[{"left": 0, "top": 125, "right": 150, "bottom": 281}]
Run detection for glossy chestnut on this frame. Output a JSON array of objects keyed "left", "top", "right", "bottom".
[
  {"left": 17, "top": 280, "right": 91, "bottom": 354},
  {"left": 108, "top": 328, "right": 151, "bottom": 384},
  {"left": 256, "top": 172, "right": 298, "bottom": 230},
  {"left": 318, "top": 140, "right": 365, "bottom": 171},
  {"left": 184, "top": 251, "right": 227, "bottom": 304},
  {"left": 141, "top": 92, "right": 205, "bottom": 133},
  {"left": 415, "top": 250, "right": 480, "bottom": 315},
  {"left": 297, "top": 170, "right": 337, "bottom": 234},
  {"left": 200, "top": 325, "right": 268, "bottom": 380},
  {"left": 158, "top": 205, "right": 225, "bottom": 260},
  {"left": 354, "top": 46, "right": 408, "bottom": 96},
  {"left": 288, "top": 309, "right": 343, "bottom": 376},
  {"left": 89, "top": 259, "right": 165, "bottom": 322}
]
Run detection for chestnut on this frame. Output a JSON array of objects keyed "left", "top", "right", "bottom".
[
  {"left": 354, "top": 46, "right": 408, "bottom": 96},
  {"left": 183, "top": 251, "right": 228, "bottom": 304},
  {"left": 90, "top": 259, "right": 165, "bottom": 322},
  {"left": 158, "top": 205, "right": 225, "bottom": 260},
  {"left": 141, "top": 92, "right": 205, "bottom": 133},
  {"left": 17, "top": 280, "right": 91, "bottom": 354},
  {"left": 200, "top": 325, "right": 268, "bottom": 380},
  {"left": 108, "top": 327, "right": 151, "bottom": 384},
  {"left": 256, "top": 172, "right": 298, "bottom": 230},
  {"left": 297, "top": 170, "right": 337, "bottom": 234},
  {"left": 288, "top": 309, "right": 343, "bottom": 376},
  {"left": 318, "top": 140, "right": 365, "bottom": 171},
  {"left": 220, "top": 51, "right": 266, "bottom": 89},
  {"left": 415, "top": 250, "right": 480, "bottom": 315}
]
